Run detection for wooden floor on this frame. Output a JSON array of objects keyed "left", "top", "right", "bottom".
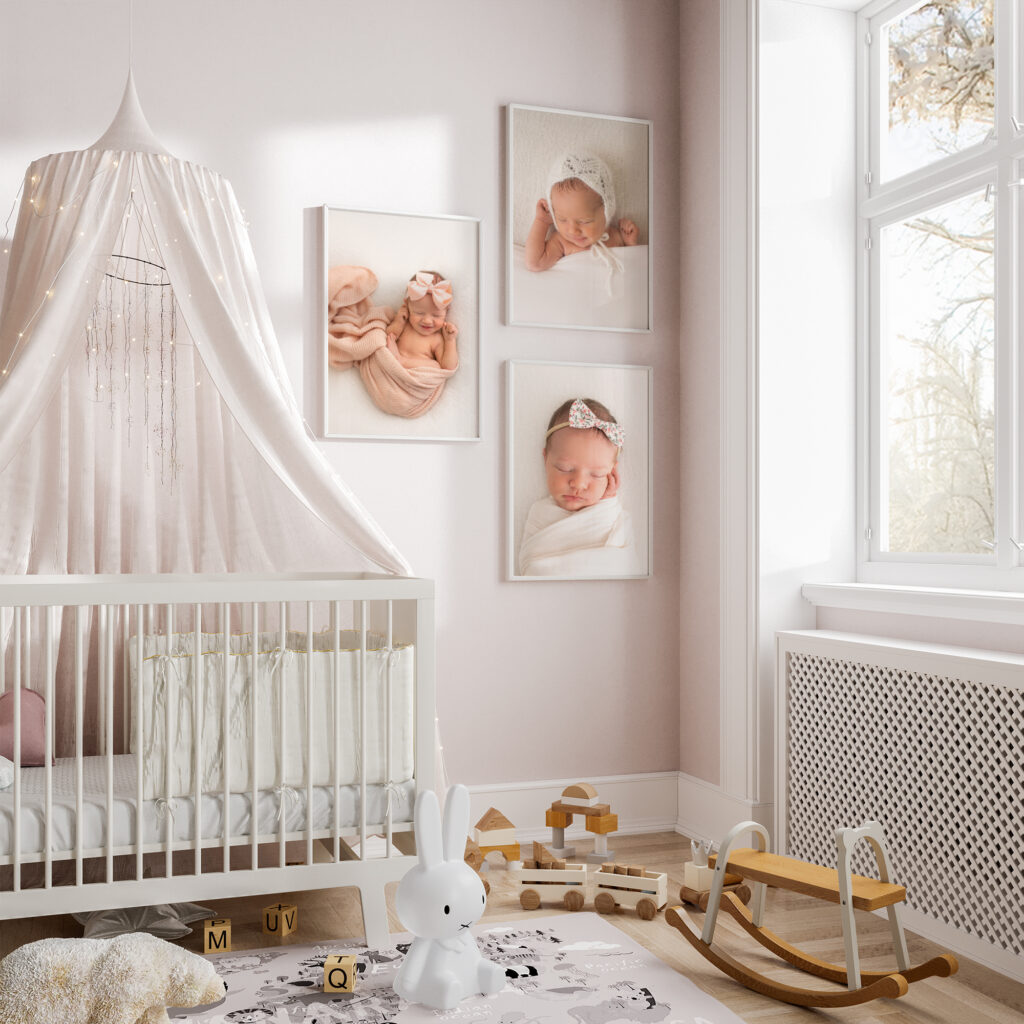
[{"left": 2, "top": 831, "right": 1022, "bottom": 1023}]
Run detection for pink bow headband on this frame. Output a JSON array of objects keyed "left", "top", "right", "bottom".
[
  {"left": 406, "top": 272, "right": 453, "bottom": 307},
  {"left": 545, "top": 398, "right": 625, "bottom": 448}
]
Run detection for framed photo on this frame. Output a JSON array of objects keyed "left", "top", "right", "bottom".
[
  {"left": 317, "top": 206, "right": 480, "bottom": 441},
  {"left": 506, "top": 104, "right": 652, "bottom": 332},
  {"left": 507, "top": 360, "right": 652, "bottom": 580}
]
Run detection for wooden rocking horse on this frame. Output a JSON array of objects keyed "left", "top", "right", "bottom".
[{"left": 665, "top": 820, "right": 959, "bottom": 1008}]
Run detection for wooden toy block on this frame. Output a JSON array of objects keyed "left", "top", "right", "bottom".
[
  {"left": 546, "top": 809, "right": 572, "bottom": 829},
  {"left": 474, "top": 808, "right": 517, "bottom": 848},
  {"left": 684, "top": 862, "right": 716, "bottom": 891},
  {"left": 262, "top": 902, "right": 298, "bottom": 936},
  {"left": 323, "top": 954, "right": 357, "bottom": 993},
  {"left": 586, "top": 812, "right": 618, "bottom": 835},
  {"left": 203, "top": 918, "right": 231, "bottom": 953},
  {"left": 478, "top": 842, "right": 520, "bottom": 863},
  {"left": 464, "top": 838, "right": 485, "bottom": 872},
  {"left": 551, "top": 800, "right": 611, "bottom": 817},
  {"left": 562, "top": 782, "right": 599, "bottom": 805}
]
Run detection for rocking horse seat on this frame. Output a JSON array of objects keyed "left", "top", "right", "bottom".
[{"left": 708, "top": 848, "right": 906, "bottom": 910}]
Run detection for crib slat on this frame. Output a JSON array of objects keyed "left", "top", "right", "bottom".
[
  {"left": 385, "top": 600, "right": 393, "bottom": 858},
  {"left": 193, "top": 603, "right": 202, "bottom": 876},
  {"left": 305, "top": 600, "right": 313, "bottom": 866},
  {"left": 44, "top": 606, "right": 54, "bottom": 888},
  {"left": 164, "top": 603, "right": 175, "bottom": 878},
  {"left": 135, "top": 605, "right": 144, "bottom": 882},
  {"left": 11, "top": 610, "right": 20, "bottom": 892},
  {"left": 359, "top": 600, "right": 367, "bottom": 858},
  {"left": 278, "top": 601, "right": 286, "bottom": 866},
  {"left": 332, "top": 601, "right": 341, "bottom": 863},
  {"left": 106, "top": 605, "right": 116, "bottom": 883},
  {"left": 250, "top": 602, "right": 259, "bottom": 869},
  {"left": 222, "top": 602, "right": 230, "bottom": 874},
  {"left": 75, "top": 607, "right": 85, "bottom": 886}
]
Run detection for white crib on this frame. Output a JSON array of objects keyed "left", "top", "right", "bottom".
[{"left": 0, "top": 572, "right": 435, "bottom": 949}]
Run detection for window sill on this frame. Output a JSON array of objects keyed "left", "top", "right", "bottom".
[{"left": 801, "top": 582, "right": 1024, "bottom": 626}]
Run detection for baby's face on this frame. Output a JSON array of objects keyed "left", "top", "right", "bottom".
[
  {"left": 406, "top": 295, "right": 448, "bottom": 336},
  {"left": 544, "top": 428, "right": 618, "bottom": 512},
  {"left": 550, "top": 182, "right": 608, "bottom": 249}
]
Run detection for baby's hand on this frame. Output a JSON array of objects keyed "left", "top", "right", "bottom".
[
  {"left": 619, "top": 218, "right": 639, "bottom": 246},
  {"left": 535, "top": 198, "right": 553, "bottom": 226},
  {"left": 442, "top": 321, "right": 459, "bottom": 343}
]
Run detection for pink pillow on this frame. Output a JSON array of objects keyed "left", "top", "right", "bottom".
[{"left": 0, "top": 688, "right": 49, "bottom": 766}]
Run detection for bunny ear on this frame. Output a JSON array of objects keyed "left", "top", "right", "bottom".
[
  {"left": 442, "top": 784, "right": 470, "bottom": 863},
  {"left": 414, "top": 789, "right": 444, "bottom": 869}
]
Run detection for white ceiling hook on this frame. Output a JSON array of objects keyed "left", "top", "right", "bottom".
[{"left": 1011, "top": 116, "right": 1024, "bottom": 135}]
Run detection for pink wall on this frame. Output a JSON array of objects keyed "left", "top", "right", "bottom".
[
  {"left": 0, "top": 0, "right": 692, "bottom": 786},
  {"left": 678, "top": 1, "right": 723, "bottom": 785}
]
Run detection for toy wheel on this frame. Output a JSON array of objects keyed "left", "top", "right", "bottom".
[
  {"left": 594, "top": 892, "right": 617, "bottom": 915},
  {"left": 733, "top": 883, "right": 752, "bottom": 905},
  {"left": 636, "top": 897, "right": 658, "bottom": 921},
  {"left": 697, "top": 891, "right": 711, "bottom": 913},
  {"left": 563, "top": 890, "right": 585, "bottom": 911},
  {"left": 520, "top": 888, "right": 541, "bottom": 911}
]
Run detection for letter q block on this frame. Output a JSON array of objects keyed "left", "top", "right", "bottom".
[
  {"left": 262, "top": 902, "right": 298, "bottom": 937},
  {"left": 323, "top": 953, "right": 357, "bottom": 993},
  {"left": 203, "top": 918, "right": 231, "bottom": 953}
]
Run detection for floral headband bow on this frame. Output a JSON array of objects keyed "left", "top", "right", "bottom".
[
  {"left": 406, "top": 272, "right": 453, "bottom": 308},
  {"left": 546, "top": 398, "right": 625, "bottom": 448}
]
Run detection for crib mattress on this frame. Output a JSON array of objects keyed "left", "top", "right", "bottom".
[{"left": 0, "top": 755, "right": 414, "bottom": 859}]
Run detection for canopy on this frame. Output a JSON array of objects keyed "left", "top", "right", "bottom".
[{"left": 0, "top": 74, "right": 410, "bottom": 578}]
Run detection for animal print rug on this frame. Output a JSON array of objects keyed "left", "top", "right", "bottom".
[{"left": 172, "top": 912, "right": 746, "bottom": 1023}]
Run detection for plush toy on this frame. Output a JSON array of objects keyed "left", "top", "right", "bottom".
[
  {"left": 393, "top": 784, "right": 505, "bottom": 1009},
  {"left": 0, "top": 931, "right": 226, "bottom": 1024}
]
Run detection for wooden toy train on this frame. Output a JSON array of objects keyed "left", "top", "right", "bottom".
[{"left": 510, "top": 844, "right": 669, "bottom": 920}]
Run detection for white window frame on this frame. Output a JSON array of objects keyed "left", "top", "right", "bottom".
[{"left": 857, "top": 0, "right": 1024, "bottom": 591}]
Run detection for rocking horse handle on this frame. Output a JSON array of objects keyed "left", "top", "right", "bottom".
[{"left": 702, "top": 820, "right": 771, "bottom": 945}]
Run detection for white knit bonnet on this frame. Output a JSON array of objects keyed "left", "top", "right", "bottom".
[{"left": 547, "top": 152, "right": 617, "bottom": 225}]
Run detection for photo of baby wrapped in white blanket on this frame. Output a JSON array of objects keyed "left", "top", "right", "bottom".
[
  {"left": 509, "top": 361, "right": 651, "bottom": 580},
  {"left": 318, "top": 207, "right": 480, "bottom": 441},
  {"left": 507, "top": 104, "right": 651, "bottom": 332}
]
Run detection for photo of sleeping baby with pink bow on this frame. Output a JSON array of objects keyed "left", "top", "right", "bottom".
[
  {"left": 509, "top": 362, "right": 651, "bottom": 581},
  {"left": 320, "top": 206, "right": 480, "bottom": 441},
  {"left": 327, "top": 268, "right": 458, "bottom": 419}
]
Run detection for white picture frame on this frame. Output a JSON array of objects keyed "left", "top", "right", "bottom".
[
  {"left": 507, "top": 360, "right": 652, "bottom": 580},
  {"left": 317, "top": 205, "right": 481, "bottom": 441},
  {"left": 506, "top": 103, "right": 652, "bottom": 333}
]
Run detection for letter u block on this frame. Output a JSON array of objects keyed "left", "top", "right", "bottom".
[
  {"left": 203, "top": 918, "right": 231, "bottom": 953},
  {"left": 262, "top": 902, "right": 298, "bottom": 936},
  {"left": 323, "top": 953, "right": 357, "bottom": 993}
]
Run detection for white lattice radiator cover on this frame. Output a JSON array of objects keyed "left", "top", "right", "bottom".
[{"left": 776, "top": 631, "right": 1024, "bottom": 981}]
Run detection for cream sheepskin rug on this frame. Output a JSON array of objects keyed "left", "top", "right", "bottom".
[{"left": 0, "top": 931, "right": 225, "bottom": 1024}]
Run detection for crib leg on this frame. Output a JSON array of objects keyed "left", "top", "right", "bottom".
[{"left": 359, "top": 882, "right": 391, "bottom": 949}]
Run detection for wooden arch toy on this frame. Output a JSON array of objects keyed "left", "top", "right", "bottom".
[{"left": 666, "top": 820, "right": 959, "bottom": 1008}]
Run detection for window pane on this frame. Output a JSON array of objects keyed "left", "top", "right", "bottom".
[
  {"left": 881, "top": 189, "right": 995, "bottom": 553},
  {"left": 885, "top": 0, "right": 995, "bottom": 181}
]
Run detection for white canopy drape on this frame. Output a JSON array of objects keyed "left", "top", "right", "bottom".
[{"left": 0, "top": 77, "right": 409, "bottom": 578}]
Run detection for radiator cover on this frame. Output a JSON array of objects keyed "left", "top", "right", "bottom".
[{"left": 777, "top": 631, "right": 1024, "bottom": 975}]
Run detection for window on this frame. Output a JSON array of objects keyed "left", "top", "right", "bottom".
[{"left": 860, "top": 0, "right": 1023, "bottom": 588}]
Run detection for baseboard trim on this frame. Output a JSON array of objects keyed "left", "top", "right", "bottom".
[
  {"left": 676, "top": 772, "right": 773, "bottom": 845},
  {"left": 465, "top": 772, "right": 679, "bottom": 846}
]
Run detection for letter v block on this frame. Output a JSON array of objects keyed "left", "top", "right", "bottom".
[{"left": 262, "top": 902, "right": 298, "bottom": 937}]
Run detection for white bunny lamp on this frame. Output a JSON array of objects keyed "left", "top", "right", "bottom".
[{"left": 393, "top": 785, "right": 506, "bottom": 1009}]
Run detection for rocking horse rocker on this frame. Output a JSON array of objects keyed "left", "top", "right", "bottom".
[{"left": 665, "top": 820, "right": 959, "bottom": 1008}]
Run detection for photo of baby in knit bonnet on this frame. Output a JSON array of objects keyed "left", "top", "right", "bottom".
[{"left": 508, "top": 104, "right": 651, "bottom": 332}]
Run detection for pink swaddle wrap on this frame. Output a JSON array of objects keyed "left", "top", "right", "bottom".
[{"left": 326, "top": 266, "right": 455, "bottom": 419}]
